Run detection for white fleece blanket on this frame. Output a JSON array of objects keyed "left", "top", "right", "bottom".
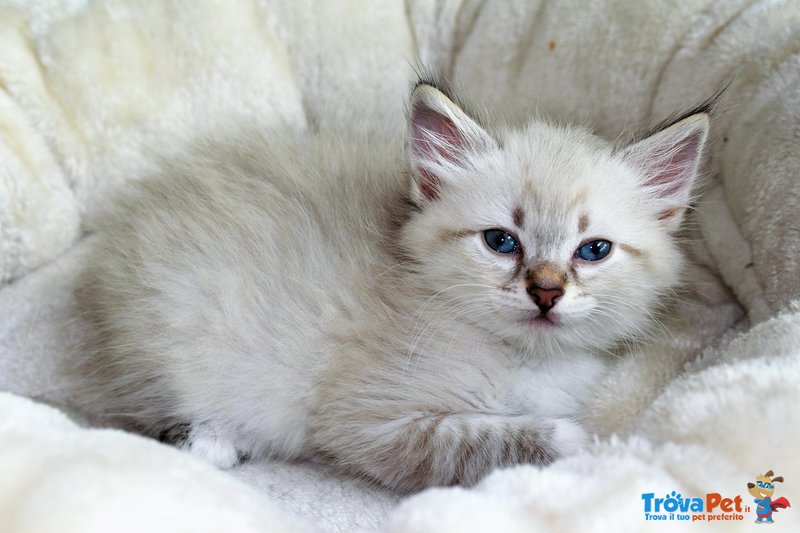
[{"left": 1, "top": 1, "right": 799, "bottom": 531}]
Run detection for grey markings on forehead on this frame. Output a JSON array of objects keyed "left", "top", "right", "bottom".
[
  {"left": 512, "top": 206, "right": 525, "bottom": 228},
  {"left": 578, "top": 214, "right": 589, "bottom": 233},
  {"left": 567, "top": 188, "right": 588, "bottom": 210}
]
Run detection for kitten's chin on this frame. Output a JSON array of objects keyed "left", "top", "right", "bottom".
[
  {"left": 492, "top": 308, "right": 615, "bottom": 354},
  {"left": 511, "top": 310, "right": 599, "bottom": 349}
]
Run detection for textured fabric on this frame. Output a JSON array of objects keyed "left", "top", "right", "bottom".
[{"left": 1, "top": 1, "right": 799, "bottom": 531}]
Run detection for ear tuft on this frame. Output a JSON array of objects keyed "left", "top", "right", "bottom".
[
  {"left": 622, "top": 113, "right": 709, "bottom": 228},
  {"left": 409, "top": 84, "right": 494, "bottom": 202},
  {"left": 416, "top": 170, "right": 442, "bottom": 202}
]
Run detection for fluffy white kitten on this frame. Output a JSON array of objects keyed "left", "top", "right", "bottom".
[{"left": 76, "top": 83, "right": 708, "bottom": 492}]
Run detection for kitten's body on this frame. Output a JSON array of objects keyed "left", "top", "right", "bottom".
[{"left": 77, "top": 84, "right": 708, "bottom": 491}]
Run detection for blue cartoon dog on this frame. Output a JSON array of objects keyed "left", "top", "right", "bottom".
[{"left": 747, "top": 471, "right": 790, "bottom": 524}]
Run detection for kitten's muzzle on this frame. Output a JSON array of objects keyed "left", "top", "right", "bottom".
[
  {"left": 525, "top": 261, "right": 566, "bottom": 314},
  {"left": 527, "top": 285, "right": 563, "bottom": 314}
]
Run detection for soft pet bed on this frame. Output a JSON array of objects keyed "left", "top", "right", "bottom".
[{"left": 1, "top": 1, "right": 798, "bottom": 531}]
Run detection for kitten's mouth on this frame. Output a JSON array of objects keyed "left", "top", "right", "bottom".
[{"left": 524, "top": 313, "right": 559, "bottom": 328}]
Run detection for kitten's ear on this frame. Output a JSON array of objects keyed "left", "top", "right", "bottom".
[
  {"left": 409, "top": 84, "right": 496, "bottom": 202},
  {"left": 622, "top": 113, "right": 709, "bottom": 230}
]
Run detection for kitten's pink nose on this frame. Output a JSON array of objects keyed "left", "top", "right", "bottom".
[{"left": 527, "top": 285, "right": 564, "bottom": 314}]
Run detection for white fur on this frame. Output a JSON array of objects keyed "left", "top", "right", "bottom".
[
  {"left": 550, "top": 418, "right": 589, "bottom": 456},
  {"left": 76, "top": 85, "right": 707, "bottom": 492},
  {"left": 183, "top": 424, "right": 241, "bottom": 469}
]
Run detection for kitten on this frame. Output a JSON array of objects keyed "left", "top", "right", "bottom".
[{"left": 75, "top": 83, "right": 708, "bottom": 492}]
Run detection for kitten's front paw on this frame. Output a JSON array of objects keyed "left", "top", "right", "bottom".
[
  {"left": 550, "top": 418, "right": 589, "bottom": 457},
  {"left": 181, "top": 424, "right": 241, "bottom": 469}
]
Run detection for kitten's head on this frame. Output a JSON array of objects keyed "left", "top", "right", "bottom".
[{"left": 401, "top": 83, "right": 708, "bottom": 353}]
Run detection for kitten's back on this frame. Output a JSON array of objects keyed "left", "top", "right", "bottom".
[{"left": 75, "top": 128, "right": 410, "bottom": 449}]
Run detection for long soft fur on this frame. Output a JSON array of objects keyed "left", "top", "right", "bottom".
[{"left": 75, "top": 84, "right": 708, "bottom": 492}]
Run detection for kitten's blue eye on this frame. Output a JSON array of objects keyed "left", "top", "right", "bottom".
[
  {"left": 484, "top": 229, "right": 520, "bottom": 254},
  {"left": 575, "top": 240, "right": 612, "bottom": 261}
]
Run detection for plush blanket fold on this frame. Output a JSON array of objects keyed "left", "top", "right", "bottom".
[{"left": 1, "top": 1, "right": 799, "bottom": 531}]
